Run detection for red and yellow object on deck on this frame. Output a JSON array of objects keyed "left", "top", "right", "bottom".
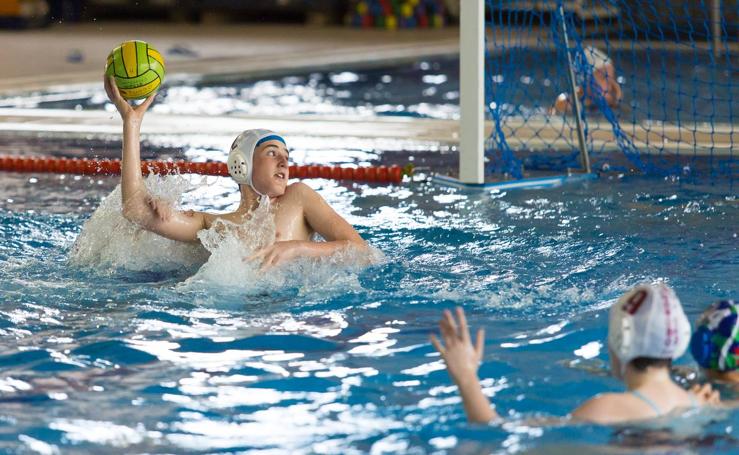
[{"left": 348, "top": 0, "right": 446, "bottom": 30}]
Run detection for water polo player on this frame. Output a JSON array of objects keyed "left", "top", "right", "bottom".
[
  {"left": 551, "top": 45, "right": 622, "bottom": 114},
  {"left": 430, "top": 283, "right": 719, "bottom": 424},
  {"left": 691, "top": 300, "right": 739, "bottom": 384},
  {"left": 104, "top": 75, "right": 367, "bottom": 268}
]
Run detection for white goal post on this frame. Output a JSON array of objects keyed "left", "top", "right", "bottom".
[{"left": 458, "top": 0, "right": 485, "bottom": 184}]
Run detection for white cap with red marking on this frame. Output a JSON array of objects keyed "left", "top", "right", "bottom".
[{"left": 608, "top": 283, "right": 691, "bottom": 376}]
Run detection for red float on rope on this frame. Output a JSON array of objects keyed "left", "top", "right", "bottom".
[
  {"left": 377, "top": 166, "right": 387, "bottom": 182},
  {"left": 341, "top": 167, "right": 354, "bottom": 180},
  {"left": 354, "top": 167, "right": 366, "bottom": 181},
  {"left": 0, "top": 155, "right": 409, "bottom": 184}
]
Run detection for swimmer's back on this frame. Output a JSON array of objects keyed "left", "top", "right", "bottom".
[{"left": 573, "top": 388, "right": 699, "bottom": 424}]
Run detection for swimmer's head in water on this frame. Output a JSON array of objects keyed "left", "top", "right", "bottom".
[
  {"left": 607, "top": 283, "right": 691, "bottom": 378},
  {"left": 690, "top": 300, "right": 738, "bottom": 373},
  {"left": 228, "top": 129, "right": 288, "bottom": 197}
]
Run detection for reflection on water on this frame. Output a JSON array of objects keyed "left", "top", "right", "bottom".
[
  {"left": 2, "top": 52, "right": 735, "bottom": 125},
  {"left": 0, "top": 158, "right": 736, "bottom": 452}
]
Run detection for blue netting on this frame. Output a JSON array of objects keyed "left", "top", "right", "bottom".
[{"left": 484, "top": 0, "right": 736, "bottom": 183}]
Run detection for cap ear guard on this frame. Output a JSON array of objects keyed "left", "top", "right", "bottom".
[
  {"left": 227, "top": 129, "right": 282, "bottom": 188},
  {"left": 228, "top": 136, "right": 250, "bottom": 185},
  {"left": 608, "top": 286, "right": 644, "bottom": 370},
  {"left": 610, "top": 315, "right": 633, "bottom": 360}
]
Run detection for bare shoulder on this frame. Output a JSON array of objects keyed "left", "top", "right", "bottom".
[
  {"left": 285, "top": 181, "right": 314, "bottom": 196},
  {"left": 283, "top": 182, "right": 321, "bottom": 204},
  {"left": 572, "top": 393, "right": 628, "bottom": 424},
  {"left": 578, "top": 393, "right": 623, "bottom": 409}
]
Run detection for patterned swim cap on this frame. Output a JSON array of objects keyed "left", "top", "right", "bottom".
[
  {"left": 608, "top": 283, "right": 691, "bottom": 377},
  {"left": 690, "top": 300, "right": 739, "bottom": 372}
]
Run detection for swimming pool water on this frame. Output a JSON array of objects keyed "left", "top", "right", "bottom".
[
  {"left": 0, "top": 44, "right": 736, "bottom": 452},
  {"left": 0, "top": 147, "right": 736, "bottom": 453},
  {"left": 2, "top": 51, "right": 735, "bottom": 124}
]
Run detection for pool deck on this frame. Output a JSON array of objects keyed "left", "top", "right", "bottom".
[
  {"left": 0, "top": 22, "right": 468, "bottom": 147},
  {"left": 0, "top": 22, "right": 458, "bottom": 94}
]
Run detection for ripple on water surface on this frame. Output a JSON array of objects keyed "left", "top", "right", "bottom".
[{"left": 0, "top": 174, "right": 736, "bottom": 453}]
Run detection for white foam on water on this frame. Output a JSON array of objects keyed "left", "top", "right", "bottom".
[
  {"left": 69, "top": 175, "right": 209, "bottom": 272},
  {"left": 70, "top": 174, "right": 381, "bottom": 294},
  {"left": 180, "top": 207, "right": 382, "bottom": 296}
]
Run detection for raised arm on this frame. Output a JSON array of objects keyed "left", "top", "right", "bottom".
[
  {"left": 430, "top": 307, "right": 499, "bottom": 423},
  {"left": 105, "top": 76, "right": 209, "bottom": 242}
]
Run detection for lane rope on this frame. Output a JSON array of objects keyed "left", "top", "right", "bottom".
[{"left": 0, "top": 155, "right": 408, "bottom": 184}]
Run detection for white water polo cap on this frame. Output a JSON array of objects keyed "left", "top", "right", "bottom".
[
  {"left": 583, "top": 46, "right": 611, "bottom": 69},
  {"left": 227, "top": 129, "right": 287, "bottom": 188},
  {"left": 608, "top": 283, "right": 691, "bottom": 376}
]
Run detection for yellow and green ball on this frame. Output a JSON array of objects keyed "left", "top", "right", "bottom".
[{"left": 105, "top": 40, "right": 165, "bottom": 100}]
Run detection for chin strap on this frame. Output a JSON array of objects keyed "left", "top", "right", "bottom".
[
  {"left": 240, "top": 182, "right": 270, "bottom": 210},
  {"left": 250, "top": 182, "right": 271, "bottom": 209}
]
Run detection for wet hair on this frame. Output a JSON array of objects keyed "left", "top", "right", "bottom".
[{"left": 629, "top": 357, "right": 671, "bottom": 372}]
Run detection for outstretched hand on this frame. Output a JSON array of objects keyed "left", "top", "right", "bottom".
[
  {"left": 104, "top": 75, "right": 156, "bottom": 123},
  {"left": 246, "top": 240, "right": 306, "bottom": 270},
  {"left": 146, "top": 196, "right": 174, "bottom": 223},
  {"left": 430, "top": 307, "right": 485, "bottom": 386},
  {"left": 690, "top": 383, "right": 720, "bottom": 406},
  {"left": 430, "top": 307, "right": 498, "bottom": 423}
]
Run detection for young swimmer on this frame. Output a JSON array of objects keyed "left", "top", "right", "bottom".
[
  {"left": 691, "top": 300, "right": 739, "bottom": 384},
  {"left": 430, "top": 283, "right": 715, "bottom": 424},
  {"left": 104, "top": 76, "right": 367, "bottom": 268},
  {"left": 551, "top": 45, "right": 622, "bottom": 114}
]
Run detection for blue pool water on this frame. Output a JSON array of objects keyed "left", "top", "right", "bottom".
[
  {"left": 0, "top": 142, "right": 737, "bottom": 454},
  {"left": 2, "top": 51, "right": 735, "bottom": 124},
  {"left": 0, "top": 45, "right": 736, "bottom": 452}
]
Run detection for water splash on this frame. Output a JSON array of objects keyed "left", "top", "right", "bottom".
[
  {"left": 69, "top": 174, "right": 380, "bottom": 295},
  {"left": 181, "top": 219, "right": 382, "bottom": 296},
  {"left": 68, "top": 175, "right": 208, "bottom": 273}
]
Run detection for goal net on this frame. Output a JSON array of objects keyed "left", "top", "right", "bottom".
[{"left": 484, "top": 0, "right": 736, "bottom": 183}]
